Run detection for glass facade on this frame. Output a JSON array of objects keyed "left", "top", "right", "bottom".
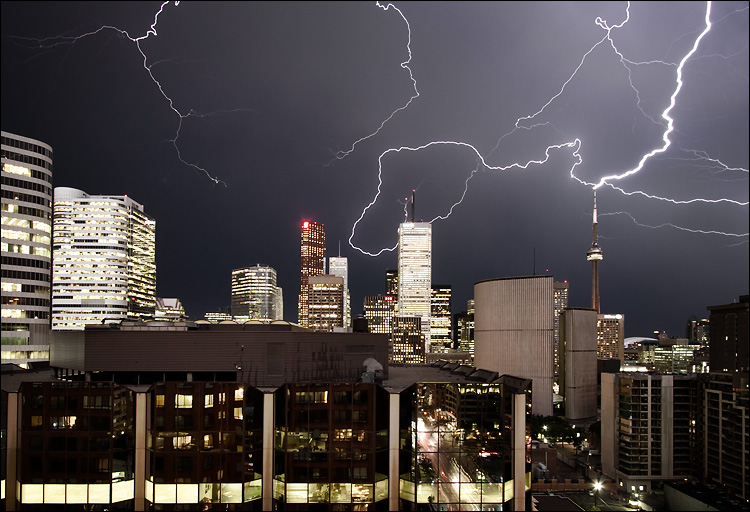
[
  {"left": 16, "top": 381, "right": 134, "bottom": 510},
  {"left": 1, "top": 131, "right": 53, "bottom": 366},
  {"left": 364, "top": 295, "right": 396, "bottom": 335},
  {"left": 231, "top": 265, "right": 282, "bottom": 320},
  {"left": 273, "top": 383, "right": 390, "bottom": 510},
  {"left": 399, "top": 382, "right": 526, "bottom": 510},
  {"left": 148, "top": 382, "right": 263, "bottom": 509}
]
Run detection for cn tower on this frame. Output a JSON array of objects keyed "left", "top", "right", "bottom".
[{"left": 587, "top": 190, "right": 603, "bottom": 313}]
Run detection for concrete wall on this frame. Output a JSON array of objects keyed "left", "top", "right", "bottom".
[
  {"left": 475, "top": 276, "right": 553, "bottom": 416},
  {"left": 560, "top": 308, "right": 598, "bottom": 421}
]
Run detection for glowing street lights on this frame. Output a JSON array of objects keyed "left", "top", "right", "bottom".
[{"left": 593, "top": 481, "right": 603, "bottom": 509}]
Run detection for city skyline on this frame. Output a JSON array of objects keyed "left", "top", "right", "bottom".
[{"left": 1, "top": 2, "right": 747, "bottom": 337}]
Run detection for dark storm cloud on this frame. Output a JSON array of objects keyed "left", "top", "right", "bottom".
[{"left": 2, "top": 1, "right": 747, "bottom": 336}]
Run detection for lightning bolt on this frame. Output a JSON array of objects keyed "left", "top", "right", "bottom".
[
  {"left": 326, "top": 1, "right": 419, "bottom": 165},
  {"left": 348, "top": 1, "right": 748, "bottom": 256},
  {"left": 11, "top": 1, "right": 255, "bottom": 186},
  {"left": 601, "top": 211, "right": 749, "bottom": 238}
]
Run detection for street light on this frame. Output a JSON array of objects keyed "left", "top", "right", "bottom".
[{"left": 593, "top": 481, "right": 603, "bottom": 509}]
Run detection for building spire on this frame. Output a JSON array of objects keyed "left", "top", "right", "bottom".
[
  {"left": 587, "top": 190, "right": 603, "bottom": 313},
  {"left": 411, "top": 189, "right": 416, "bottom": 222}
]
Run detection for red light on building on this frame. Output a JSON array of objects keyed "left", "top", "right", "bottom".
[
  {"left": 302, "top": 221, "right": 309, "bottom": 229},
  {"left": 385, "top": 296, "right": 393, "bottom": 301}
]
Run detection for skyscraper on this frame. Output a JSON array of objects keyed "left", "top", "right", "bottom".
[
  {"left": 431, "top": 284, "right": 452, "bottom": 353},
  {"left": 455, "top": 299, "right": 475, "bottom": 355},
  {"left": 231, "top": 264, "right": 283, "bottom": 321},
  {"left": 307, "top": 274, "right": 344, "bottom": 332},
  {"left": 553, "top": 280, "right": 569, "bottom": 378},
  {"left": 587, "top": 191, "right": 603, "bottom": 313},
  {"left": 328, "top": 255, "right": 350, "bottom": 328},
  {"left": 52, "top": 187, "right": 156, "bottom": 330},
  {"left": 397, "top": 221, "right": 431, "bottom": 351},
  {"left": 298, "top": 220, "right": 325, "bottom": 327},
  {"left": 385, "top": 269, "right": 398, "bottom": 297},
  {"left": 1, "top": 131, "right": 53, "bottom": 366},
  {"left": 363, "top": 295, "right": 395, "bottom": 335},
  {"left": 597, "top": 313, "right": 625, "bottom": 361},
  {"left": 559, "top": 308, "right": 597, "bottom": 422}
]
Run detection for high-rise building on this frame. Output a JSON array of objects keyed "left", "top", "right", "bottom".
[
  {"left": 455, "top": 299, "right": 475, "bottom": 355},
  {"left": 363, "top": 295, "right": 395, "bottom": 335},
  {"left": 51, "top": 187, "right": 156, "bottom": 330},
  {"left": 397, "top": 222, "right": 431, "bottom": 351},
  {"left": 553, "top": 280, "right": 569, "bottom": 378},
  {"left": 231, "top": 264, "right": 282, "bottom": 321},
  {"left": 598, "top": 314, "right": 625, "bottom": 362},
  {"left": 559, "top": 308, "right": 597, "bottom": 422},
  {"left": 708, "top": 295, "right": 749, "bottom": 373},
  {"left": 587, "top": 191, "right": 603, "bottom": 313},
  {"left": 307, "top": 274, "right": 344, "bottom": 332},
  {"left": 328, "top": 256, "right": 351, "bottom": 327},
  {"left": 475, "top": 275, "right": 554, "bottom": 416},
  {"left": 298, "top": 220, "right": 325, "bottom": 327},
  {"left": 390, "top": 316, "right": 424, "bottom": 364},
  {"left": 430, "top": 284, "right": 452, "bottom": 353},
  {"left": 385, "top": 269, "right": 398, "bottom": 297},
  {"left": 1, "top": 131, "right": 53, "bottom": 366},
  {"left": 686, "top": 315, "right": 709, "bottom": 345},
  {"left": 602, "top": 373, "right": 701, "bottom": 494}
]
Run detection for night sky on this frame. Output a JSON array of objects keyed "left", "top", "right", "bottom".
[{"left": 2, "top": 2, "right": 747, "bottom": 338}]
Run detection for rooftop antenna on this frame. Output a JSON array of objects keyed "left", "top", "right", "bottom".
[{"left": 411, "top": 189, "right": 416, "bottom": 222}]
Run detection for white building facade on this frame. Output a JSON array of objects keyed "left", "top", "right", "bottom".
[
  {"left": 1, "top": 131, "right": 53, "bottom": 365},
  {"left": 328, "top": 256, "right": 350, "bottom": 328},
  {"left": 397, "top": 222, "right": 432, "bottom": 352},
  {"left": 52, "top": 187, "right": 156, "bottom": 330}
]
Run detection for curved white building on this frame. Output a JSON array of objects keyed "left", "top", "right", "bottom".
[
  {"left": 52, "top": 187, "right": 156, "bottom": 330},
  {"left": 231, "top": 264, "right": 283, "bottom": 321},
  {"left": 1, "top": 131, "right": 53, "bottom": 366}
]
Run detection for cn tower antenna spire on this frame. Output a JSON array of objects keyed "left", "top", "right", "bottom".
[
  {"left": 411, "top": 189, "right": 416, "bottom": 222},
  {"left": 587, "top": 189, "right": 603, "bottom": 313}
]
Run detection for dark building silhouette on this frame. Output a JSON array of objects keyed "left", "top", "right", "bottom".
[{"left": 708, "top": 295, "right": 749, "bottom": 373}]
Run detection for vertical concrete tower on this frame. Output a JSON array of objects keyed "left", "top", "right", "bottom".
[{"left": 587, "top": 190, "right": 603, "bottom": 313}]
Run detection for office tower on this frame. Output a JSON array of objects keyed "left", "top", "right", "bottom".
[
  {"left": 653, "top": 344, "right": 702, "bottom": 374},
  {"left": 328, "top": 255, "right": 351, "bottom": 327},
  {"left": 553, "top": 280, "right": 569, "bottom": 378},
  {"left": 559, "top": 308, "right": 597, "bottom": 422},
  {"left": 430, "top": 285, "right": 452, "bottom": 353},
  {"left": 51, "top": 187, "right": 155, "bottom": 330},
  {"left": 587, "top": 190, "right": 603, "bottom": 313},
  {"left": 363, "top": 295, "right": 395, "bottom": 334},
  {"left": 307, "top": 274, "right": 344, "bottom": 332},
  {"left": 390, "top": 316, "right": 425, "bottom": 364},
  {"left": 686, "top": 315, "right": 709, "bottom": 345},
  {"left": 1, "top": 131, "right": 53, "bottom": 366},
  {"left": 597, "top": 314, "right": 625, "bottom": 361},
  {"left": 455, "top": 299, "right": 475, "bottom": 354},
  {"left": 154, "top": 298, "right": 186, "bottom": 321},
  {"left": 475, "top": 275, "right": 554, "bottom": 416},
  {"left": 231, "top": 264, "right": 282, "bottom": 321},
  {"left": 708, "top": 295, "right": 749, "bottom": 373},
  {"left": 385, "top": 269, "right": 398, "bottom": 297},
  {"left": 602, "top": 373, "right": 699, "bottom": 494},
  {"left": 298, "top": 220, "right": 325, "bottom": 327},
  {"left": 397, "top": 221, "right": 431, "bottom": 351}
]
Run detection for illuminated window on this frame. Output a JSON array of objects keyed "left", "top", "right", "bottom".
[
  {"left": 175, "top": 394, "right": 193, "bottom": 408},
  {"left": 234, "top": 407, "right": 244, "bottom": 420},
  {"left": 218, "top": 392, "right": 226, "bottom": 404},
  {"left": 203, "top": 434, "right": 213, "bottom": 449},
  {"left": 155, "top": 394, "right": 165, "bottom": 407},
  {"left": 173, "top": 435, "right": 192, "bottom": 449},
  {"left": 235, "top": 388, "right": 244, "bottom": 401},
  {"left": 205, "top": 394, "right": 214, "bottom": 408}
]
